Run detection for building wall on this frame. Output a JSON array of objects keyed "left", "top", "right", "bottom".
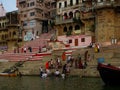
[
  {"left": 96, "top": 8, "right": 116, "bottom": 45},
  {"left": 0, "top": 10, "right": 20, "bottom": 51},
  {"left": 55, "top": 0, "right": 84, "bottom": 36},
  {"left": 115, "top": 10, "right": 120, "bottom": 43},
  {"left": 7, "top": 26, "right": 19, "bottom": 51},
  {"left": 17, "top": 0, "right": 56, "bottom": 41},
  {"left": 57, "top": 35, "right": 91, "bottom": 48}
]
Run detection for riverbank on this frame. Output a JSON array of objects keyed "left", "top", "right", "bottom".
[{"left": 0, "top": 45, "right": 120, "bottom": 77}]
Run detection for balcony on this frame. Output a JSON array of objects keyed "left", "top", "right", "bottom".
[
  {"left": 113, "top": 1, "right": 120, "bottom": 7},
  {"left": 7, "top": 36, "right": 18, "bottom": 41},
  {"left": 55, "top": 18, "right": 74, "bottom": 25},
  {"left": 62, "top": 3, "right": 83, "bottom": 12},
  {"left": 95, "top": 1, "right": 115, "bottom": 9}
]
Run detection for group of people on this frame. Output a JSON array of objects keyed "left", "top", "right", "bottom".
[
  {"left": 21, "top": 46, "right": 32, "bottom": 53},
  {"left": 66, "top": 50, "right": 92, "bottom": 69},
  {"left": 45, "top": 57, "right": 62, "bottom": 70},
  {"left": 14, "top": 46, "right": 33, "bottom": 53},
  {"left": 94, "top": 43, "right": 100, "bottom": 53},
  {"left": 39, "top": 49, "right": 93, "bottom": 79},
  {"left": 39, "top": 66, "right": 66, "bottom": 79},
  {"left": 88, "top": 42, "right": 100, "bottom": 53}
]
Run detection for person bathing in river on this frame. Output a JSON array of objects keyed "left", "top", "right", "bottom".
[
  {"left": 54, "top": 69, "right": 60, "bottom": 77},
  {"left": 39, "top": 67, "right": 43, "bottom": 77}
]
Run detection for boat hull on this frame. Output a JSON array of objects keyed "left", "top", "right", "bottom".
[
  {"left": 0, "top": 73, "right": 17, "bottom": 77},
  {"left": 97, "top": 63, "right": 120, "bottom": 85}
]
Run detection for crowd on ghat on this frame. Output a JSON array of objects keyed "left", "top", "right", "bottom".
[
  {"left": 13, "top": 42, "right": 100, "bottom": 78},
  {"left": 39, "top": 50, "right": 93, "bottom": 79},
  {"left": 39, "top": 43, "right": 101, "bottom": 79}
]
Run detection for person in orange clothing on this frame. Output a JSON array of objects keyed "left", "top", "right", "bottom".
[
  {"left": 45, "top": 61, "right": 50, "bottom": 69},
  {"left": 62, "top": 52, "right": 66, "bottom": 61}
]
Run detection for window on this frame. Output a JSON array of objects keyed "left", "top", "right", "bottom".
[
  {"left": 76, "top": 0, "right": 79, "bottom": 5},
  {"left": 69, "top": 12, "right": 73, "bottom": 18},
  {"left": 63, "top": 26, "right": 67, "bottom": 32},
  {"left": 36, "top": 31, "right": 39, "bottom": 36},
  {"left": 81, "top": 38, "right": 85, "bottom": 42},
  {"left": 30, "top": 2, "right": 34, "bottom": 6},
  {"left": 9, "top": 32, "right": 11, "bottom": 37},
  {"left": 59, "top": 3, "right": 61, "bottom": 8},
  {"left": 27, "top": 3, "right": 29, "bottom": 7},
  {"left": 70, "top": 0, "right": 73, "bottom": 6},
  {"left": 30, "top": 12, "right": 35, "bottom": 16},
  {"left": 75, "top": 25, "right": 80, "bottom": 30},
  {"left": 75, "top": 10, "right": 80, "bottom": 19},
  {"left": 24, "top": 14, "right": 27, "bottom": 17},
  {"left": 23, "top": 21, "right": 27, "bottom": 26},
  {"left": 13, "top": 31, "right": 16, "bottom": 36},
  {"left": 29, "top": 20, "right": 36, "bottom": 27},
  {"left": 69, "top": 39, "right": 72, "bottom": 43},
  {"left": 63, "top": 13, "right": 68, "bottom": 19},
  {"left": 69, "top": 26, "right": 73, "bottom": 31},
  {"left": 64, "top": 1, "right": 67, "bottom": 7}
]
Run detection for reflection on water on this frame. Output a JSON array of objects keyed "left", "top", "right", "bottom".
[{"left": 0, "top": 76, "right": 120, "bottom": 90}]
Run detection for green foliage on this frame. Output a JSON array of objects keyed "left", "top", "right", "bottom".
[
  {"left": 66, "top": 30, "right": 72, "bottom": 36},
  {"left": 49, "top": 20, "right": 55, "bottom": 28},
  {"left": 73, "top": 18, "right": 83, "bottom": 25}
]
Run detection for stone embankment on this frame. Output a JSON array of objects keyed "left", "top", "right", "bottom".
[{"left": 0, "top": 45, "right": 120, "bottom": 77}]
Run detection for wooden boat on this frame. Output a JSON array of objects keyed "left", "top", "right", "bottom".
[
  {"left": 0, "top": 73, "right": 17, "bottom": 77},
  {"left": 97, "top": 63, "right": 120, "bottom": 85}
]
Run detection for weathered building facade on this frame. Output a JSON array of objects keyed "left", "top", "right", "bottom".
[
  {"left": 55, "top": 0, "right": 120, "bottom": 46},
  {"left": 55, "top": 0, "right": 93, "bottom": 48},
  {"left": 17, "top": 0, "right": 57, "bottom": 41},
  {"left": 0, "top": 10, "right": 20, "bottom": 51},
  {"left": 95, "top": 0, "right": 120, "bottom": 45}
]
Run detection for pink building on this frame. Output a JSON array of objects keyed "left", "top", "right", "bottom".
[{"left": 57, "top": 35, "right": 92, "bottom": 48}]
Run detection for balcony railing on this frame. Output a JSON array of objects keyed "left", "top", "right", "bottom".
[
  {"left": 59, "top": 3, "right": 83, "bottom": 12},
  {"left": 55, "top": 18, "right": 74, "bottom": 25},
  {"left": 95, "top": 1, "right": 120, "bottom": 9}
]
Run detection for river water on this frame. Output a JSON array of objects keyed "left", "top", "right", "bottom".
[{"left": 0, "top": 76, "right": 120, "bottom": 90}]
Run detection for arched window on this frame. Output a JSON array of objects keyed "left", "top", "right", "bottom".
[
  {"left": 74, "top": 10, "right": 80, "bottom": 19},
  {"left": 69, "top": 26, "right": 73, "bottom": 31},
  {"left": 63, "top": 13, "right": 68, "bottom": 20},
  {"left": 2, "top": 35, "right": 4, "bottom": 40},
  {"left": 70, "top": 0, "right": 73, "bottom": 6},
  {"left": 64, "top": 1, "right": 67, "bottom": 7},
  {"left": 59, "top": 3, "right": 62, "bottom": 8},
  {"left": 75, "top": 25, "right": 80, "bottom": 30},
  {"left": 5, "top": 34, "right": 7, "bottom": 38},
  {"left": 76, "top": 0, "right": 79, "bottom": 5},
  {"left": 0, "top": 23, "right": 1, "bottom": 28},
  {"left": 63, "top": 26, "right": 67, "bottom": 32},
  {"left": 36, "top": 31, "right": 39, "bottom": 36},
  {"left": 9, "top": 32, "right": 11, "bottom": 37},
  {"left": 13, "top": 31, "right": 16, "bottom": 36},
  {"left": 69, "top": 12, "right": 73, "bottom": 19}
]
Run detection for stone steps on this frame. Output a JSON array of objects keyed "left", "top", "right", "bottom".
[
  {"left": 0, "top": 62, "right": 16, "bottom": 72},
  {"left": 19, "top": 61, "right": 42, "bottom": 75},
  {"left": 114, "top": 52, "right": 120, "bottom": 58}
]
